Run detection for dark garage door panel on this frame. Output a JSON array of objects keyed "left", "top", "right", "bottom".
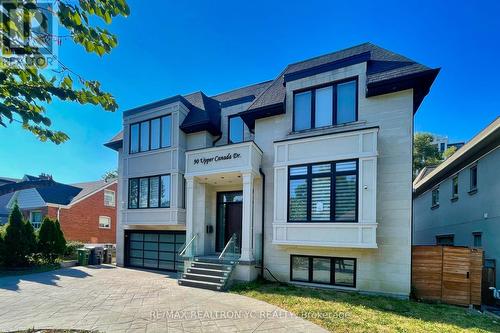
[{"left": 125, "top": 230, "right": 186, "bottom": 272}]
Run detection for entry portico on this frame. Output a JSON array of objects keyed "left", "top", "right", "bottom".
[{"left": 184, "top": 141, "right": 263, "bottom": 268}]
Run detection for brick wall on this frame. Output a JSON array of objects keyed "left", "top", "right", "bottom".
[
  {"left": 46, "top": 183, "right": 117, "bottom": 244},
  {"left": 21, "top": 207, "right": 48, "bottom": 222}
]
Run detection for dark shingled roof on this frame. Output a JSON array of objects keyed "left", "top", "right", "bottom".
[
  {"left": 211, "top": 80, "right": 272, "bottom": 103},
  {"left": 106, "top": 80, "right": 273, "bottom": 149},
  {"left": 242, "top": 43, "right": 439, "bottom": 128},
  {"left": 104, "top": 131, "right": 123, "bottom": 150},
  {"left": 36, "top": 183, "right": 82, "bottom": 205},
  {"left": 0, "top": 176, "right": 116, "bottom": 206},
  {"left": 181, "top": 92, "right": 222, "bottom": 136},
  {"left": 105, "top": 43, "right": 439, "bottom": 149}
]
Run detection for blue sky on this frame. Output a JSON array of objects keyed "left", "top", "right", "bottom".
[{"left": 1, "top": 0, "right": 499, "bottom": 183}]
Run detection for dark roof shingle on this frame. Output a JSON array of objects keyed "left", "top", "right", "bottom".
[{"left": 105, "top": 43, "right": 439, "bottom": 148}]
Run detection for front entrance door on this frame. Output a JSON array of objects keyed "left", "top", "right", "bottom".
[{"left": 216, "top": 191, "right": 243, "bottom": 253}]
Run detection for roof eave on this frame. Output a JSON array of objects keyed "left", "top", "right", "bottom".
[
  {"left": 104, "top": 140, "right": 123, "bottom": 151},
  {"left": 414, "top": 123, "right": 500, "bottom": 196},
  {"left": 123, "top": 95, "right": 191, "bottom": 118},
  {"left": 239, "top": 102, "right": 285, "bottom": 130},
  {"left": 180, "top": 121, "right": 221, "bottom": 136},
  {"left": 366, "top": 68, "right": 440, "bottom": 114},
  {"left": 283, "top": 52, "right": 371, "bottom": 83}
]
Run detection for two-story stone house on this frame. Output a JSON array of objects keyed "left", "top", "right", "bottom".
[{"left": 105, "top": 43, "right": 439, "bottom": 297}]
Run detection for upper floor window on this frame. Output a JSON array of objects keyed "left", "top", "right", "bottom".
[
  {"left": 293, "top": 78, "right": 357, "bottom": 131},
  {"left": 128, "top": 174, "right": 170, "bottom": 209},
  {"left": 30, "top": 211, "right": 43, "bottom": 229},
  {"left": 473, "top": 232, "right": 482, "bottom": 247},
  {"left": 451, "top": 176, "right": 458, "bottom": 200},
  {"left": 288, "top": 160, "right": 358, "bottom": 222},
  {"left": 431, "top": 187, "right": 439, "bottom": 207},
  {"left": 469, "top": 164, "right": 478, "bottom": 192},
  {"left": 129, "top": 115, "right": 172, "bottom": 154},
  {"left": 436, "top": 234, "right": 454, "bottom": 246},
  {"left": 228, "top": 115, "right": 244, "bottom": 144},
  {"left": 99, "top": 216, "right": 111, "bottom": 229},
  {"left": 104, "top": 189, "right": 116, "bottom": 207}
]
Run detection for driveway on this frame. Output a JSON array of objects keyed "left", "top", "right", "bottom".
[{"left": 0, "top": 265, "right": 326, "bottom": 332}]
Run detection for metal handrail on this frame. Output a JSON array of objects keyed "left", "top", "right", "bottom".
[
  {"left": 179, "top": 233, "right": 197, "bottom": 257},
  {"left": 218, "top": 233, "right": 238, "bottom": 260}
]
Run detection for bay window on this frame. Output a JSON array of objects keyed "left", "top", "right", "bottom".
[
  {"left": 293, "top": 78, "right": 357, "bottom": 131},
  {"left": 128, "top": 174, "right": 171, "bottom": 209},
  {"left": 129, "top": 114, "right": 172, "bottom": 154},
  {"left": 288, "top": 160, "right": 358, "bottom": 222}
]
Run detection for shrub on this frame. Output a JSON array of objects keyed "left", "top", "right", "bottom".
[
  {"left": 37, "top": 217, "right": 66, "bottom": 263},
  {"left": 64, "top": 240, "right": 85, "bottom": 258},
  {"left": 2, "top": 204, "right": 37, "bottom": 267},
  {"left": 0, "top": 225, "right": 4, "bottom": 265},
  {"left": 54, "top": 220, "right": 66, "bottom": 255}
]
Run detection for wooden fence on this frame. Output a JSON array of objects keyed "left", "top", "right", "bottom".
[{"left": 412, "top": 246, "right": 483, "bottom": 306}]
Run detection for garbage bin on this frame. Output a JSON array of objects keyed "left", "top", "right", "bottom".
[
  {"left": 86, "top": 246, "right": 95, "bottom": 264},
  {"left": 93, "top": 246, "right": 104, "bottom": 265},
  {"left": 103, "top": 248, "right": 112, "bottom": 264},
  {"left": 77, "top": 248, "right": 89, "bottom": 266}
]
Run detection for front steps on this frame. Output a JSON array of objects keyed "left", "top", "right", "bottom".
[{"left": 178, "top": 258, "right": 235, "bottom": 291}]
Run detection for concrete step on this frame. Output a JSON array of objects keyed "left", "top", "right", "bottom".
[
  {"left": 194, "top": 257, "right": 238, "bottom": 265},
  {"left": 182, "top": 272, "right": 226, "bottom": 284},
  {"left": 191, "top": 261, "right": 232, "bottom": 271},
  {"left": 186, "top": 267, "right": 230, "bottom": 277},
  {"left": 178, "top": 278, "right": 224, "bottom": 291}
]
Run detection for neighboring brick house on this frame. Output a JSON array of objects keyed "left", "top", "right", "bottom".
[{"left": 0, "top": 175, "right": 117, "bottom": 244}]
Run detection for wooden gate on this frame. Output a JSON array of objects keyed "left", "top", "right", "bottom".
[{"left": 412, "top": 246, "right": 483, "bottom": 306}]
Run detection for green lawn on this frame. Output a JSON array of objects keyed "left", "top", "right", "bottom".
[{"left": 230, "top": 280, "right": 500, "bottom": 333}]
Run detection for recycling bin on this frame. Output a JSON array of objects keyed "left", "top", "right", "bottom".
[{"left": 77, "top": 248, "right": 89, "bottom": 266}]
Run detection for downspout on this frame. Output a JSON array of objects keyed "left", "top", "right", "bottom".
[{"left": 259, "top": 168, "right": 265, "bottom": 277}]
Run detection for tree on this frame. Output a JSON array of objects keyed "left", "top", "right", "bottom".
[
  {"left": 102, "top": 169, "right": 118, "bottom": 182},
  {"left": 38, "top": 217, "right": 66, "bottom": 262},
  {"left": 38, "top": 217, "right": 55, "bottom": 262},
  {"left": 413, "top": 133, "right": 443, "bottom": 178},
  {"left": 443, "top": 146, "right": 458, "bottom": 160},
  {"left": 0, "top": 225, "right": 5, "bottom": 265},
  {"left": 54, "top": 219, "right": 67, "bottom": 256},
  {"left": 2, "top": 203, "right": 37, "bottom": 266},
  {"left": 0, "top": 1, "right": 130, "bottom": 143}
]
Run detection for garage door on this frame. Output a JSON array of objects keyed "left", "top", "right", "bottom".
[{"left": 125, "top": 231, "right": 186, "bottom": 272}]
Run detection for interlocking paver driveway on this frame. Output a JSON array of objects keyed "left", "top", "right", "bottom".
[{"left": 0, "top": 265, "right": 326, "bottom": 332}]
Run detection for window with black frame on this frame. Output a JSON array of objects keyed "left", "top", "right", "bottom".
[
  {"left": 431, "top": 187, "right": 439, "bottom": 207},
  {"left": 228, "top": 115, "right": 244, "bottom": 144},
  {"left": 288, "top": 160, "right": 358, "bottom": 222},
  {"left": 293, "top": 78, "right": 357, "bottom": 131},
  {"left": 469, "top": 164, "right": 478, "bottom": 192},
  {"left": 128, "top": 174, "right": 170, "bottom": 209},
  {"left": 291, "top": 255, "right": 356, "bottom": 287},
  {"left": 129, "top": 114, "right": 172, "bottom": 154}
]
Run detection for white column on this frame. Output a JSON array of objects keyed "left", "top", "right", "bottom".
[
  {"left": 185, "top": 176, "right": 195, "bottom": 253},
  {"left": 240, "top": 172, "right": 254, "bottom": 261}
]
